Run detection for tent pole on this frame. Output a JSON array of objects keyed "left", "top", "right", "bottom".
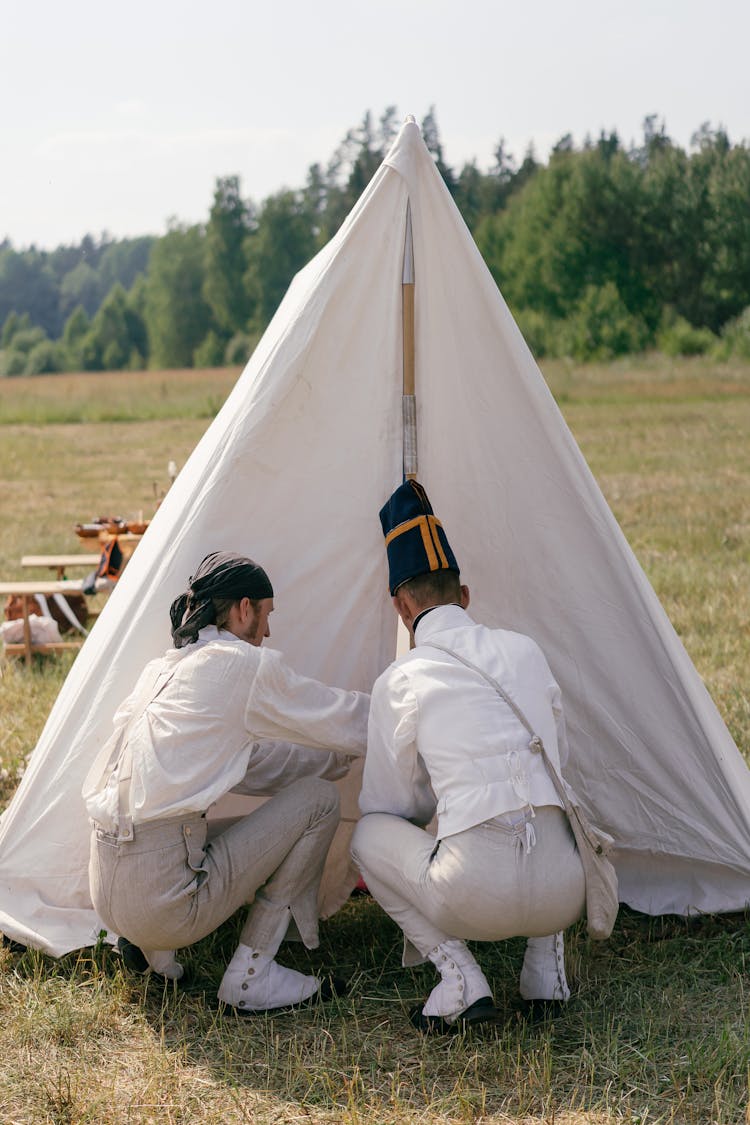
[
  {"left": 401, "top": 199, "right": 418, "bottom": 655},
  {"left": 402, "top": 200, "right": 417, "bottom": 480}
]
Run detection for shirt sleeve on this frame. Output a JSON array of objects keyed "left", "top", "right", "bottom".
[
  {"left": 244, "top": 648, "right": 369, "bottom": 756},
  {"left": 359, "top": 665, "right": 436, "bottom": 826},
  {"left": 231, "top": 739, "right": 351, "bottom": 796}
]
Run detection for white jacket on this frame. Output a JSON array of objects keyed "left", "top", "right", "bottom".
[{"left": 360, "top": 605, "right": 566, "bottom": 838}]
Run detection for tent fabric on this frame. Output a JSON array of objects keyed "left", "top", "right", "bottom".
[{"left": 1, "top": 120, "right": 749, "bottom": 958}]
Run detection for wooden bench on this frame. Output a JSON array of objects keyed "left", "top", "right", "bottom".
[
  {"left": 0, "top": 580, "right": 93, "bottom": 665},
  {"left": 21, "top": 554, "right": 101, "bottom": 580}
]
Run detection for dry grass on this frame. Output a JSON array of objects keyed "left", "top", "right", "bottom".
[
  {"left": 0, "top": 366, "right": 240, "bottom": 425},
  {"left": 0, "top": 360, "right": 749, "bottom": 1124},
  {"left": 0, "top": 416, "right": 213, "bottom": 577},
  {"left": 542, "top": 352, "right": 750, "bottom": 405},
  {"left": 0, "top": 906, "right": 747, "bottom": 1124}
]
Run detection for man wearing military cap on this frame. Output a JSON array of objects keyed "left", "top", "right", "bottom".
[{"left": 351, "top": 481, "right": 586, "bottom": 1033}]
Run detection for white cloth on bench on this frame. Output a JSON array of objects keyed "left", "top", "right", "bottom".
[{"left": 0, "top": 616, "right": 62, "bottom": 646}]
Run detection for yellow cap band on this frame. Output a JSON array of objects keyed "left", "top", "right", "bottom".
[{"left": 384, "top": 514, "right": 447, "bottom": 573}]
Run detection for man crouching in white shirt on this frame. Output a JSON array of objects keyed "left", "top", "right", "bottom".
[
  {"left": 351, "top": 481, "right": 585, "bottom": 1034},
  {"left": 84, "top": 551, "right": 369, "bottom": 1015}
]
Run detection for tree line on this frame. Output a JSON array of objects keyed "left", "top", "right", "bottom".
[{"left": 2, "top": 107, "right": 750, "bottom": 377}]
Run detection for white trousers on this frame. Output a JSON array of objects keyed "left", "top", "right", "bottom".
[{"left": 351, "top": 804, "right": 585, "bottom": 965}]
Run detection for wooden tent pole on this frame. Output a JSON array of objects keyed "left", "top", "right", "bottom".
[
  {"left": 402, "top": 199, "right": 417, "bottom": 480},
  {"left": 401, "top": 196, "right": 418, "bottom": 653}
]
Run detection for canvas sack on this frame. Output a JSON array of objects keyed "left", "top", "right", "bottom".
[
  {"left": 426, "top": 642, "right": 619, "bottom": 940},
  {"left": 0, "top": 615, "right": 62, "bottom": 646},
  {"left": 547, "top": 771, "right": 619, "bottom": 940}
]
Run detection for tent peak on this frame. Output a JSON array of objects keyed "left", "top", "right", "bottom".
[{"left": 384, "top": 116, "right": 428, "bottom": 175}]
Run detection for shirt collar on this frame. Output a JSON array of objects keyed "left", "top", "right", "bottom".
[
  {"left": 413, "top": 603, "right": 475, "bottom": 644},
  {"left": 200, "top": 624, "right": 248, "bottom": 647},
  {"left": 165, "top": 624, "right": 243, "bottom": 659},
  {"left": 198, "top": 624, "right": 221, "bottom": 641}
]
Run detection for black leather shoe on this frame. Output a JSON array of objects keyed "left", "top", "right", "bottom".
[
  {"left": 319, "top": 975, "right": 348, "bottom": 1002},
  {"left": 408, "top": 995, "right": 501, "bottom": 1035},
  {"left": 117, "top": 936, "right": 150, "bottom": 973}
]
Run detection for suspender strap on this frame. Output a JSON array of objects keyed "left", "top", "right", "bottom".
[
  {"left": 114, "top": 666, "right": 178, "bottom": 840},
  {"left": 82, "top": 664, "right": 178, "bottom": 841}
]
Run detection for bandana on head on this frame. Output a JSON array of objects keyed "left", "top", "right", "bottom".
[
  {"left": 170, "top": 551, "right": 274, "bottom": 648},
  {"left": 378, "top": 480, "right": 459, "bottom": 595}
]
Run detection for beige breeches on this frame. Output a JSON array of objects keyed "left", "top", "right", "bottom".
[
  {"left": 351, "top": 804, "right": 585, "bottom": 965},
  {"left": 89, "top": 776, "right": 339, "bottom": 952}
]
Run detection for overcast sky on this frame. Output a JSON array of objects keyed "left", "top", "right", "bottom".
[{"left": 3, "top": 0, "right": 749, "bottom": 249}]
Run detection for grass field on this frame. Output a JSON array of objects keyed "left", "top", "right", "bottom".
[{"left": 0, "top": 358, "right": 749, "bottom": 1124}]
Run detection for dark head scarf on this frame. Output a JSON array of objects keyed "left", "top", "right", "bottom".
[
  {"left": 379, "top": 479, "right": 459, "bottom": 595},
  {"left": 169, "top": 551, "right": 274, "bottom": 648}
]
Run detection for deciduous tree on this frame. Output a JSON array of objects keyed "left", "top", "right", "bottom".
[{"left": 145, "top": 224, "right": 214, "bottom": 368}]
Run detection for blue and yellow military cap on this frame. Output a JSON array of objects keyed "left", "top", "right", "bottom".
[{"left": 379, "top": 480, "right": 459, "bottom": 595}]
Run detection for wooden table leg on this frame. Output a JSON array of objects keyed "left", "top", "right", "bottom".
[{"left": 22, "top": 600, "right": 32, "bottom": 665}]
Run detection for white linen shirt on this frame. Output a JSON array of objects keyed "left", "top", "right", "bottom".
[
  {"left": 360, "top": 605, "right": 567, "bottom": 839},
  {"left": 86, "top": 626, "right": 369, "bottom": 827}
]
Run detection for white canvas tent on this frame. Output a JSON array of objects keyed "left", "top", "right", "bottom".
[{"left": 1, "top": 119, "right": 749, "bottom": 958}]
